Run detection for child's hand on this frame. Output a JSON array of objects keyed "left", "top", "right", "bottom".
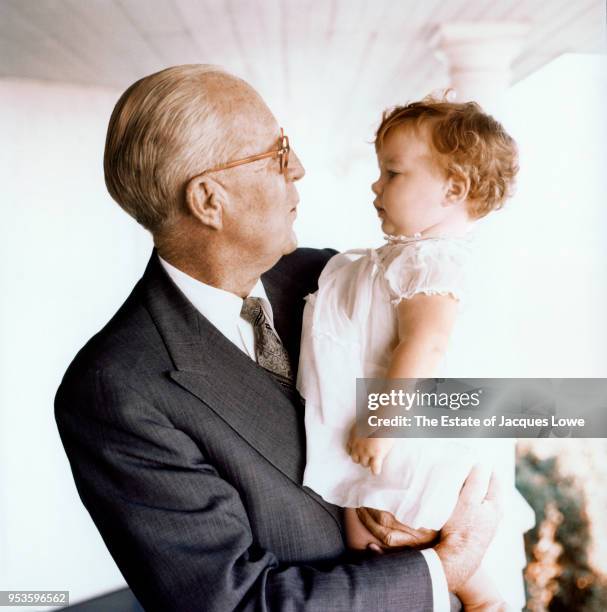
[{"left": 347, "top": 426, "right": 395, "bottom": 475}]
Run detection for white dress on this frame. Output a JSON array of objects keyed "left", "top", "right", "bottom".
[{"left": 297, "top": 235, "right": 535, "bottom": 610}]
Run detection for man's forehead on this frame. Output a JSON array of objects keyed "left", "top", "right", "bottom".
[
  {"left": 204, "top": 74, "right": 272, "bottom": 121},
  {"left": 196, "top": 72, "right": 280, "bottom": 150},
  {"left": 231, "top": 113, "right": 280, "bottom": 142}
]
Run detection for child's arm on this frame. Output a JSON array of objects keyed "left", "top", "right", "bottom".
[
  {"left": 348, "top": 293, "right": 459, "bottom": 474},
  {"left": 387, "top": 292, "right": 460, "bottom": 378}
]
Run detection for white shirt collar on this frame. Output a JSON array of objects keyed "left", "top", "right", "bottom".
[{"left": 157, "top": 255, "right": 275, "bottom": 356}]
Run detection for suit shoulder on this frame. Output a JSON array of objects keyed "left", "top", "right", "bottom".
[
  {"left": 272, "top": 247, "right": 337, "bottom": 280},
  {"left": 58, "top": 284, "right": 166, "bottom": 391}
]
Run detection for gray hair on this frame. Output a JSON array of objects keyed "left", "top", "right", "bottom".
[{"left": 104, "top": 64, "right": 245, "bottom": 233}]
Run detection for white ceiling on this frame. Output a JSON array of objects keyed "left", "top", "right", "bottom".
[
  {"left": 2, "top": 1, "right": 604, "bottom": 88},
  {"left": 1, "top": 0, "right": 605, "bottom": 165}
]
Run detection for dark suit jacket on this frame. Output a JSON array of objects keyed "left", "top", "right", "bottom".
[{"left": 55, "top": 248, "right": 436, "bottom": 611}]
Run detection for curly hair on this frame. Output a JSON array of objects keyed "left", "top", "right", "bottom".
[{"left": 375, "top": 95, "right": 519, "bottom": 219}]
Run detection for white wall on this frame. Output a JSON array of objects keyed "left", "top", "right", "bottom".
[
  {"left": 1, "top": 52, "right": 605, "bottom": 609},
  {"left": 0, "top": 79, "right": 152, "bottom": 607},
  {"left": 454, "top": 53, "right": 607, "bottom": 376}
]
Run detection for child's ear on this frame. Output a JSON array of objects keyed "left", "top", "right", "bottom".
[
  {"left": 444, "top": 173, "right": 470, "bottom": 207},
  {"left": 184, "top": 175, "right": 226, "bottom": 230}
]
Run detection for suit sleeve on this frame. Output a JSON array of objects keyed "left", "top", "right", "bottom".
[{"left": 55, "top": 368, "right": 434, "bottom": 612}]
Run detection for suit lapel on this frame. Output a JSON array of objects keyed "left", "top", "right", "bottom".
[
  {"left": 140, "top": 251, "right": 307, "bottom": 487},
  {"left": 140, "top": 250, "right": 342, "bottom": 529},
  {"left": 168, "top": 348, "right": 306, "bottom": 488}
]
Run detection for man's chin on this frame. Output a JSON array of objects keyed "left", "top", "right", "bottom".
[
  {"left": 283, "top": 230, "right": 298, "bottom": 255},
  {"left": 264, "top": 232, "right": 298, "bottom": 272}
]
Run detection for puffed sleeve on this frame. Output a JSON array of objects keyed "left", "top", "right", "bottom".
[{"left": 381, "top": 239, "right": 470, "bottom": 305}]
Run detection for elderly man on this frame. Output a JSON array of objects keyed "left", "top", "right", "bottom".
[{"left": 55, "top": 65, "right": 501, "bottom": 612}]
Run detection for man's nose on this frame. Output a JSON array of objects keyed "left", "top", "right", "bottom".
[{"left": 286, "top": 149, "right": 305, "bottom": 182}]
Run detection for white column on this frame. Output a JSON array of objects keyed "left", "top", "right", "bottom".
[{"left": 432, "top": 22, "right": 529, "bottom": 114}]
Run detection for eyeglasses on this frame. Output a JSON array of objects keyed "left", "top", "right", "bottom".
[{"left": 196, "top": 128, "right": 290, "bottom": 176}]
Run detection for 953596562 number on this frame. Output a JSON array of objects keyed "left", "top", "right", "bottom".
[{"left": 0, "top": 591, "right": 69, "bottom": 607}]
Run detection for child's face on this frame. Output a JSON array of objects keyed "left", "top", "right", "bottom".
[{"left": 372, "top": 124, "right": 452, "bottom": 236}]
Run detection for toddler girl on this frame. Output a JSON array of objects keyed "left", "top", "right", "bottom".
[{"left": 297, "top": 97, "right": 534, "bottom": 610}]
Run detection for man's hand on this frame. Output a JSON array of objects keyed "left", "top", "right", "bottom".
[
  {"left": 435, "top": 465, "right": 504, "bottom": 592},
  {"left": 357, "top": 465, "right": 503, "bottom": 594},
  {"left": 356, "top": 507, "right": 439, "bottom": 549}
]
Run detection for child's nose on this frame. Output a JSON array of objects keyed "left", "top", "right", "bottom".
[{"left": 371, "top": 178, "right": 381, "bottom": 196}]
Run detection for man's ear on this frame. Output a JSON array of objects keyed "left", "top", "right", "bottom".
[
  {"left": 444, "top": 173, "right": 470, "bottom": 207},
  {"left": 184, "top": 175, "right": 226, "bottom": 230}
]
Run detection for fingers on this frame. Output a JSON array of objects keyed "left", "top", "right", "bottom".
[
  {"left": 459, "top": 464, "right": 492, "bottom": 506},
  {"left": 356, "top": 507, "right": 417, "bottom": 548},
  {"left": 484, "top": 470, "right": 501, "bottom": 501},
  {"left": 362, "top": 507, "right": 409, "bottom": 532},
  {"left": 347, "top": 443, "right": 373, "bottom": 470},
  {"left": 349, "top": 450, "right": 370, "bottom": 467},
  {"left": 357, "top": 507, "right": 390, "bottom": 545},
  {"left": 370, "top": 456, "right": 383, "bottom": 475},
  {"left": 367, "top": 543, "right": 384, "bottom": 554},
  {"left": 484, "top": 470, "right": 504, "bottom": 518},
  {"left": 351, "top": 451, "right": 380, "bottom": 473},
  {"left": 348, "top": 437, "right": 388, "bottom": 474}
]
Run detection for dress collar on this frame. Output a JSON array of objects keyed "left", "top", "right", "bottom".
[
  {"left": 384, "top": 232, "right": 472, "bottom": 244},
  {"left": 384, "top": 232, "right": 425, "bottom": 244}
]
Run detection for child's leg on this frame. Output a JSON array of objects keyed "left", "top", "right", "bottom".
[
  {"left": 456, "top": 568, "right": 509, "bottom": 611},
  {"left": 344, "top": 507, "right": 385, "bottom": 550}
]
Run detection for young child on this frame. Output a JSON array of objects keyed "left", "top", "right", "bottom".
[{"left": 297, "top": 97, "right": 534, "bottom": 610}]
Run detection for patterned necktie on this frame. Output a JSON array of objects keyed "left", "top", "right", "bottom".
[{"left": 240, "top": 297, "right": 294, "bottom": 385}]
